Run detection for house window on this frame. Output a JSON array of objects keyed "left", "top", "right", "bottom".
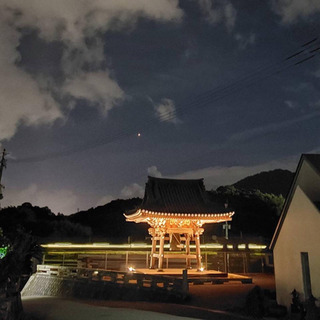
[{"left": 301, "top": 252, "right": 312, "bottom": 299}]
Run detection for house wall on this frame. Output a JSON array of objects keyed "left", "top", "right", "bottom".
[{"left": 274, "top": 185, "right": 320, "bottom": 309}]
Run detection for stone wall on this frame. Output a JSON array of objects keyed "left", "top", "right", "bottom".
[{"left": 22, "top": 273, "right": 186, "bottom": 302}]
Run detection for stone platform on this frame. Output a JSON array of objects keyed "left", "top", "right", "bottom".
[
  {"left": 135, "top": 268, "right": 252, "bottom": 284},
  {"left": 22, "top": 265, "right": 252, "bottom": 304}
]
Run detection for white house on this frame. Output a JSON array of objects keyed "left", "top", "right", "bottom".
[{"left": 270, "top": 154, "right": 320, "bottom": 310}]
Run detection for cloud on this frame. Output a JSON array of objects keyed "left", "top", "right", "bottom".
[
  {"left": 119, "top": 166, "right": 163, "bottom": 199},
  {"left": 8, "top": 1, "right": 183, "bottom": 42},
  {"left": 234, "top": 33, "right": 256, "bottom": 50},
  {"left": 147, "top": 166, "right": 163, "bottom": 177},
  {"left": 172, "top": 156, "right": 299, "bottom": 190},
  {"left": 229, "top": 111, "right": 320, "bottom": 142},
  {"left": 96, "top": 194, "right": 116, "bottom": 207},
  {"left": 310, "top": 100, "right": 320, "bottom": 110},
  {"left": 272, "top": 0, "right": 320, "bottom": 23},
  {"left": 309, "top": 146, "right": 320, "bottom": 153},
  {"left": 1, "top": 184, "right": 79, "bottom": 215},
  {"left": 63, "top": 71, "right": 125, "bottom": 114},
  {"left": 154, "top": 98, "right": 180, "bottom": 123},
  {"left": 0, "top": 0, "right": 183, "bottom": 141},
  {"left": 0, "top": 11, "right": 63, "bottom": 141},
  {"left": 284, "top": 100, "right": 298, "bottom": 109},
  {"left": 314, "top": 68, "right": 320, "bottom": 78},
  {"left": 197, "top": 0, "right": 237, "bottom": 31},
  {"left": 120, "top": 183, "right": 144, "bottom": 198}
]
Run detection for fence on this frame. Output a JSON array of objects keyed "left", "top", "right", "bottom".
[
  {"left": 44, "top": 250, "right": 273, "bottom": 273},
  {"left": 22, "top": 264, "right": 188, "bottom": 300}
]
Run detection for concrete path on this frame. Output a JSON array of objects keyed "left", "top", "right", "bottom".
[
  {"left": 22, "top": 274, "right": 274, "bottom": 319},
  {"left": 22, "top": 297, "right": 200, "bottom": 320}
]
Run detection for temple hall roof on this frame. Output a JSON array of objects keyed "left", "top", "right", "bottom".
[{"left": 138, "top": 176, "right": 230, "bottom": 214}]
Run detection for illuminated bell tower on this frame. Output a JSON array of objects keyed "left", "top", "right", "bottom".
[{"left": 125, "top": 176, "right": 234, "bottom": 270}]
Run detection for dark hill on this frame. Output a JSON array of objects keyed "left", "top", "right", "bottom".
[
  {"left": 0, "top": 203, "right": 91, "bottom": 242},
  {"left": 0, "top": 169, "right": 293, "bottom": 242},
  {"left": 67, "top": 198, "right": 146, "bottom": 243},
  {"left": 0, "top": 199, "right": 145, "bottom": 243},
  {"left": 208, "top": 186, "right": 284, "bottom": 239},
  {"left": 233, "top": 169, "right": 294, "bottom": 196}
]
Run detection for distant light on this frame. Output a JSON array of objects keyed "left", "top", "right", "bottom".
[
  {"left": 42, "top": 242, "right": 150, "bottom": 249},
  {"left": 248, "top": 244, "right": 267, "bottom": 250},
  {"left": 128, "top": 266, "right": 135, "bottom": 272},
  {"left": 0, "top": 246, "right": 8, "bottom": 259},
  {"left": 199, "top": 266, "right": 205, "bottom": 272},
  {"left": 137, "top": 133, "right": 141, "bottom": 137},
  {"left": 131, "top": 243, "right": 148, "bottom": 247},
  {"left": 93, "top": 270, "right": 99, "bottom": 275}
]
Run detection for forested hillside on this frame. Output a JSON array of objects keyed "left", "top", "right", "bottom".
[
  {"left": 0, "top": 169, "right": 292, "bottom": 242},
  {"left": 0, "top": 203, "right": 91, "bottom": 243},
  {"left": 68, "top": 198, "right": 147, "bottom": 242},
  {"left": 233, "top": 169, "right": 294, "bottom": 196},
  {"left": 207, "top": 186, "right": 284, "bottom": 239}
]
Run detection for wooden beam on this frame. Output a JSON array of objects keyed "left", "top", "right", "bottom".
[
  {"left": 163, "top": 254, "right": 196, "bottom": 259},
  {"left": 150, "top": 237, "right": 157, "bottom": 268}
]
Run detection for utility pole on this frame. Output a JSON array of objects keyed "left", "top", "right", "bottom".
[
  {"left": 223, "top": 221, "right": 231, "bottom": 240},
  {"left": 0, "top": 149, "right": 7, "bottom": 202}
]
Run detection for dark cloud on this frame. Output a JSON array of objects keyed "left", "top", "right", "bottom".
[{"left": 1, "top": 0, "right": 320, "bottom": 214}]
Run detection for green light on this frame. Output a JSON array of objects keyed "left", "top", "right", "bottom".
[{"left": 0, "top": 246, "right": 8, "bottom": 259}]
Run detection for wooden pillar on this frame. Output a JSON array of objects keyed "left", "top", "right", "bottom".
[
  {"left": 185, "top": 233, "right": 191, "bottom": 268},
  {"left": 104, "top": 252, "right": 108, "bottom": 270},
  {"left": 125, "top": 251, "right": 129, "bottom": 269},
  {"left": 149, "top": 228, "right": 157, "bottom": 269},
  {"left": 205, "top": 252, "right": 208, "bottom": 269},
  {"left": 223, "top": 251, "right": 230, "bottom": 273},
  {"left": 195, "top": 233, "right": 202, "bottom": 270},
  {"left": 158, "top": 233, "right": 165, "bottom": 270},
  {"left": 242, "top": 252, "right": 246, "bottom": 274},
  {"left": 150, "top": 236, "right": 157, "bottom": 268}
]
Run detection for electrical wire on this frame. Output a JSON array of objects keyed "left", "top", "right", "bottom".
[{"left": 10, "top": 37, "right": 320, "bottom": 164}]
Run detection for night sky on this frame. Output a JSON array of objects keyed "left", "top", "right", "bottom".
[{"left": 1, "top": 1, "right": 320, "bottom": 214}]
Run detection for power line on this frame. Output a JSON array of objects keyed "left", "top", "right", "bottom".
[
  {"left": 10, "top": 37, "right": 320, "bottom": 164},
  {"left": 125, "top": 83, "right": 319, "bottom": 185}
]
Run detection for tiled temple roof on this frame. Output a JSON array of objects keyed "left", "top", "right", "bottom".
[{"left": 139, "top": 176, "right": 230, "bottom": 214}]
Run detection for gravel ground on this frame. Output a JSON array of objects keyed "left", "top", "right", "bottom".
[{"left": 188, "top": 273, "right": 275, "bottom": 311}]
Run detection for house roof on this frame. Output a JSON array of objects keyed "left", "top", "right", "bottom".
[
  {"left": 303, "top": 154, "right": 320, "bottom": 174},
  {"left": 138, "top": 176, "right": 230, "bottom": 214},
  {"left": 270, "top": 154, "right": 320, "bottom": 249}
]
